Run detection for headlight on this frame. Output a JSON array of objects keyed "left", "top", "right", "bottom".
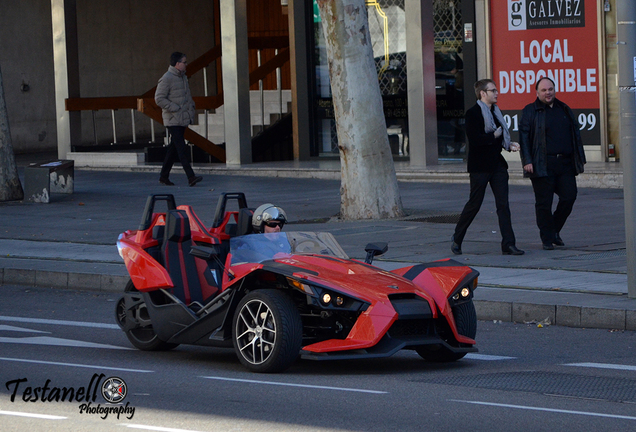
[{"left": 321, "top": 293, "right": 332, "bottom": 305}]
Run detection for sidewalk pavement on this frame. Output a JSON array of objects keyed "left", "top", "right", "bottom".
[{"left": 2, "top": 153, "right": 634, "bottom": 331}]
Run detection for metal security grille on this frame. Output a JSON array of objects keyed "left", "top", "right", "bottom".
[
  {"left": 367, "top": 0, "right": 407, "bottom": 95},
  {"left": 434, "top": 0, "right": 463, "bottom": 53}
]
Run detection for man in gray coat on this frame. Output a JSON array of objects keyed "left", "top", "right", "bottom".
[{"left": 155, "top": 52, "right": 202, "bottom": 187}]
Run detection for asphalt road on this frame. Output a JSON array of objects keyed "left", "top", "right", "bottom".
[{"left": 1, "top": 284, "right": 635, "bottom": 431}]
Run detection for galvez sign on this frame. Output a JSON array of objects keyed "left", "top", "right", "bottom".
[
  {"left": 508, "top": 0, "right": 585, "bottom": 30},
  {"left": 490, "top": 0, "right": 600, "bottom": 145}
]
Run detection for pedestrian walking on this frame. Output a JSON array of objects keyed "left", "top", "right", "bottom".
[
  {"left": 519, "top": 77, "right": 586, "bottom": 250},
  {"left": 451, "top": 79, "right": 524, "bottom": 256},
  {"left": 155, "top": 51, "right": 203, "bottom": 187}
]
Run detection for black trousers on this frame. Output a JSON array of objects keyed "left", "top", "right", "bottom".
[
  {"left": 453, "top": 167, "right": 516, "bottom": 250},
  {"left": 530, "top": 156, "right": 578, "bottom": 244},
  {"left": 160, "top": 126, "right": 195, "bottom": 180}
]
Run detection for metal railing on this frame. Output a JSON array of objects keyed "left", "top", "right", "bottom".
[{"left": 65, "top": 37, "right": 290, "bottom": 163}]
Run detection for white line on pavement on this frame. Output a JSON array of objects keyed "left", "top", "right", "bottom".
[
  {"left": 563, "top": 362, "right": 636, "bottom": 371},
  {"left": 0, "top": 356, "right": 153, "bottom": 373},
  {"left": 0, "top": 335, "right": 130, "bottom": 350},
  {"left": 0, "top": 410, "right": 66, "bottom": 420},
  {"left": 465, "top": 353, "right": 516, "bottom": 361},
  {"left": 0, "top": 324, "right": 49, "bottom": 333},
  {"left": 0, "top": 315, "right": 119, "bottom": 329},
  {"left": 449, "top": 399, "right": 636, "bottom": 421},
  {"left": 201, "top": 375, "right": 388, "bottom": 394}
]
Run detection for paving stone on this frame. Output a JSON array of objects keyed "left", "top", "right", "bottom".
[
  {"left": 512, "top": 303, "right": 555, "bottom": 324},
  {"left": 100, "top": 274, "right": 128, "bottom": 292},
  {"left": 475, "top": 300, "right": 512, "bottom": 322},
  {"left": 35, "top": 270, "right": 68, "bottom": 288},
  {"left": 68, "top": 273, "right": 102, "bottom": 291},
  {"left": 556, "top": 305, "right": 581, "bottom": 327},
  {"left": 581, "top": 307, "right": 625, "bottom": 330},
  {"left": 4, "top": 268, "right": 36, "bottom": 286},
  {"left": 626, "top": 310, "right": 636, "bottom": 331}
]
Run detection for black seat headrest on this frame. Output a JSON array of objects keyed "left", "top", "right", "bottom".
[
  {"left": 164, "top": 210, "right": 191, "bottom": 242},
  {"left": 236, "top": 208, "right": 254, "bottom": 236}
]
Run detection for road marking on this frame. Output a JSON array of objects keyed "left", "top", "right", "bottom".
[
  {"left": 563, "top": 362, "right": 636, "bottom": 371},
  {"left": 449, "top": 399, "right": 636, "bottom": 421},
  {"left": 465, "top": 353, "right": 516, "bottom": 361},
  {"left": 0, "top": 356, "right": 153, "bottom": 373},
  {"left": 0, "top": 315, "right": 119, "bottom": 329},
  {"left": 201, "top": 376, "right": 388, "bottom": 394},
  {"left": 0, "top": 324, "right": 49, "bottom": 333},
  {"left": 123, "top": 425, "right": 207, "bottom": 432},
  {"left": 0, "top": 335, "right": 130, "bottom": 350},
  {"left": 0, "top": 410, "right": 66, "bottom": 420}
]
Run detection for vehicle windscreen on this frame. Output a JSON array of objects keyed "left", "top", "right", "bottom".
[{"left": 229, "top": 231, "right": 348, "bottom": 265}]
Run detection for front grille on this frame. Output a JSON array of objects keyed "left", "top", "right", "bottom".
[{"left": 388, "top": 319, "right": 432, "bottom": 338}]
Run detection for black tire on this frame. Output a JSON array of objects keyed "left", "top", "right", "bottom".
[
  {"left": 452, "top": 300, "right": 477, "bottom": 339},
  {"left": 232, "top": 289, "right": 302, "bottom": 373},
  {"left": 115, "top": 279, "right": 178, "bottom": 351},
  {"left": 416, "top": 300, "right": 477, "bottom": 363}
]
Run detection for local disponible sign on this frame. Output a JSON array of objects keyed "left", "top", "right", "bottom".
[{"left": 490, "top": 0, "right": 600, "bottom": 144}]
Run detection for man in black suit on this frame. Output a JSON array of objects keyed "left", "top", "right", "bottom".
[{"left": 451, "top": 79, "right": 524, "bottom": 256}]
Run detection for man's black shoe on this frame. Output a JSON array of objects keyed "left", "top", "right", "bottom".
[
  {"left": 159, "top": 177, "right": 175, "bottom": 186},
  {"left": 553, "top": 233, "right": 565, "bottom": 246},
  {"left": 502, "top": 245, "right": 525, "bottom": 255},
  {"left": 188, "top": 176, "right": 202, "bottom": 187},
  {"left": 542, "top": 242, "right": 555, "bottom": 250},
  {"left": 503, "top": 245, "right": 525, "bottom": 255},
  {"left": 450, "top": 236, "right": 462, "bottom": 255}
]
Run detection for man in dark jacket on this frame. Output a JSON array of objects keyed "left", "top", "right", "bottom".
[
  {"left": 155, "top": 51, "right": 202, "bottom": 187},
  {"left": 519, "top": 77, "right": 586, "bottom": 250},
  {"left": 451, "top": 79, "right": 524, "bottom": 256}
]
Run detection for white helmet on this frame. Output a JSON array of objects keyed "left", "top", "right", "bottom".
[{"left": 252, "top": 203, "right": 287, "bottom": 233}]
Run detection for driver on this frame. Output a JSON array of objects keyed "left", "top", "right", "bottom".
[{"left": 252, "top": 203, "right": 287, "bottom": 234}]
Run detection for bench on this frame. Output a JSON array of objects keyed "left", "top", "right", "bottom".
[{"left": 24, "top": 160, "right": 74, "bottom": 203}]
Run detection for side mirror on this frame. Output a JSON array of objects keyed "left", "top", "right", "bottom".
[
  {"left": 190, "top": 244, "right": 221, "bottom": 260},
  {"left": 364, "top": 242, "right": 388, "bottom": 265}
]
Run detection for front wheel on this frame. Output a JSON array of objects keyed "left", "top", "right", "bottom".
[
  {"left": 232, "top": 289, "right": 302, "bottom": 373},
  {"left": 115, "top": 280, "right": 178, "bottom": 351},
  {"left": 416, "top": 300, "right": 477, "bottom": 363}
]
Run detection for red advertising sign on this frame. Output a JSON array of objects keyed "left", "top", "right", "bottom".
[{"left": 490, "top": 0, "right": 600, "bottom": 144}]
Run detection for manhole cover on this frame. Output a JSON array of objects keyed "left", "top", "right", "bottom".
[
  {"left": 556, "top": 250, "right": 626, "bottom": 260},
  {"left": 404, "top": 214, "right": 461, "bottom": 224},
  {"left": 417, "top": 371, "right": 636, "bottom": 402}
]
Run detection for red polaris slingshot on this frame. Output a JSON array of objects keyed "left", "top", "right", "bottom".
[{"left": 116, "top": 193, "right": 479, "bottom": 373}]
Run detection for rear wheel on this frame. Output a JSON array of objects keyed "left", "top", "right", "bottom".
[
  {"left": 115, "top": 280, "right": 178, "bottom": 351},
  {"left": 416, "top": 300, "right": 477, "bottom": 362},
  {"left": 232, "top": 289, "right": 302, "bottom": 373}
]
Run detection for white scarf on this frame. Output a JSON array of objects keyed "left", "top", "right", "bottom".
[{"left": 477, "top": 100, "right": 511, "bottom": 151}]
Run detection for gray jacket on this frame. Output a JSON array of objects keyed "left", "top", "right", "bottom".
[
  {"left": 519, "top": 98, "right": 586, "bottom": 178},
  {"left": 155, "top": 66, "right": 196, "bottom": 127}
]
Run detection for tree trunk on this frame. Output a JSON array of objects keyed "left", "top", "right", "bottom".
[
  {"left": 316, "top": 0, "right": 404, "bottom": 219},
  {"left": 0, "top": 64, "right": 24, "bottom": 202}
]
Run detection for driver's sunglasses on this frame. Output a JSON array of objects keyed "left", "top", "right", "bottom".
[{"left": 265, "top": 221, "right": 284, "bottom": 228}]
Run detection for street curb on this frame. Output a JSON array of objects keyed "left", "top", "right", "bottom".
[
  {"left": 2, "top": 267, "right": 634, "bottom": 331},
  {"left": 474, "top": 300, "right": 636, "bottom": 331},
  {"left": 1, "top": 268, "right": 128, "bottom": 293}
]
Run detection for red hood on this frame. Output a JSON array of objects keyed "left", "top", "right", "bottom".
[{"left": 272, "top": 254, "right": 440, "bottom": 306}]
